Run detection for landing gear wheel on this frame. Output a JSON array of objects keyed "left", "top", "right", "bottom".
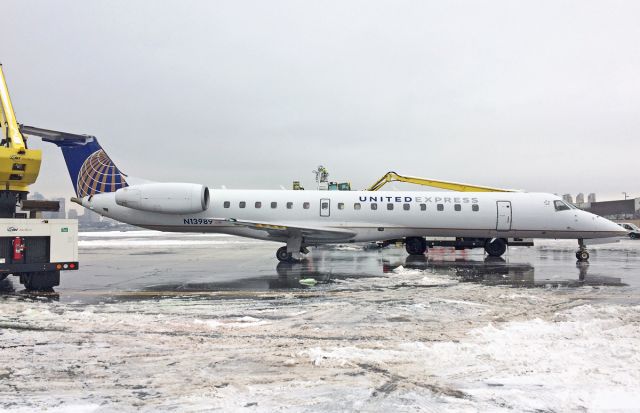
[
  {"left": 576, "top": 250, "right": 590, "bottom": 261},
  {"left": 576, "top": 238, "right": 590, "bottom": 262},
  {"left": 405, "top": 237, "right": 427, "bottom": 255},
  {"left": 484, "top": 238, "right": 507, "bottom": 257},
  {"left": 276, "top": 246, "right": 294, "bottom": 263},
  {"left": 19, "top": 271, "right": 60, "bottom": 291}
]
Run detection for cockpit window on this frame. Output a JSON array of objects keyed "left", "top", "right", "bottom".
[{"left": 554, "top": 200, "right": 571, "bottom": 211}]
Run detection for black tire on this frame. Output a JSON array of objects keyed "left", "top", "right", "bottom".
[
  {"left": 630, "top": 233, "right": 639, "bottom": 240},
  {"left": 576, "top": 250, "right": 590, "bottom": 261},
  {"left": 19, "top": 271, "right": 60, "bottom": 291},
  {"left": 276, "top": 246, "right": 293, "bottom": 263},
  {"left": 484, "top": 238, "right": 507, "bottom": 257},
  {"left": 405, "top": 237, "right": 427, "bottom": 255}
]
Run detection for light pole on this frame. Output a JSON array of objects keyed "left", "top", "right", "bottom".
[{"left": 622, "top": 192, "right": 628, "bottom": 200}]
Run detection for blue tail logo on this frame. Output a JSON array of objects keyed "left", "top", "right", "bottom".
[
  {"left": 76, "top": 147, "right": 128, "bottom": 197},
  {"left": 53, "top": 136, "right": 128, "bottom": 197}
]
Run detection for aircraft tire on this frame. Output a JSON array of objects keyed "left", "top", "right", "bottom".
[
  {"left": 276, "top": 246, "right": 294, "bottom": 263},
  {"left": 405, "top": 237, "right": 427, "bottom": 255},
  {"left": 484, "top": 238, "right": 507, "bottom": 257},
  {"left": 576, "top": 250, "right": 590, "bottom": 261}
]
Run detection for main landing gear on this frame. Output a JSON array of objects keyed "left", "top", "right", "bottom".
[
  {"left": 403, "top": 237, "right": 508, "bottom": 258},
  {"left": 276, "top": 232, "right": 309, "bottom": 263},
  {"left": 405, "top": 237, "right": 428, "bottom": 255},
  {"left": 576, "top": 238, "right": 590, "bottom": 262},
  {"left": 484, "top": 238, "right": 507, "bottom": 258},
  {"left": 276, "top": 246, "right": 309, "bottom": 263}
]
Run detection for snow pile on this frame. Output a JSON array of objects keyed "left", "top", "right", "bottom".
[
  {"left": 78, "top": 238, "right": 258, "bottom": 248},
  {"left": 302, "top": 304, "right": 640, "bottom": 411},
  {"left": 392, "top": 265, "right": 459, "bottom": 286}
]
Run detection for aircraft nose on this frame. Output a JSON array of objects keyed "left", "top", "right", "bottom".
[{"left": 601, "top": 217, "right": 629, "bottom": 237}]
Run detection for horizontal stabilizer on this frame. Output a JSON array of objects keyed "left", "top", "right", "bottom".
[{"left": 20, "top": 124, "right": 93, "bottom": 146}]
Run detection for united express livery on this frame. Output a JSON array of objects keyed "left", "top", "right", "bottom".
[{"left": 24, "top": 126, "right": 626, "bottom": 263}]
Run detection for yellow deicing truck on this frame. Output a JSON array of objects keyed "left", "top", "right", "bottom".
[{"left": 0, "top": 64, "right": 78, "bottom": 290}]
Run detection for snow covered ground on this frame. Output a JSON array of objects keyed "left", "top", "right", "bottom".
[{"left": 1, "top": 232, "right": 639, "bottom": 412}]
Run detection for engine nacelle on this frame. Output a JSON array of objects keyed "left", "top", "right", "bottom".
[{"left": 115, "top": 183, "right": 210, "bottom": 214}]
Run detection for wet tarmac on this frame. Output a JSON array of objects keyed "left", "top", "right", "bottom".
[
  {"left": 0, "top": 231, "right": 638, "bottom": 303},
  {"left": 1, "top": 232, "right": 639, "bottom": 411}
]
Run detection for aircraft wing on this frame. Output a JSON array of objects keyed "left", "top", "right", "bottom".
[{"left": 214, "top": 218, "right": 356, "bottom": 242}]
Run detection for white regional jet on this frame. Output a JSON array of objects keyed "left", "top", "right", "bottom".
[{"left": 24, "top": 126, "right": 626, "bottom": 263}]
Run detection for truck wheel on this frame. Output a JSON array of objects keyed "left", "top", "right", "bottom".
[
  {"left": 19, "top": 271, "right": 60, "bottom": 291},
  {"left": 484, "top": 238, "right": 507, "bottom": 257},
  {"left": 405, "top": 237, "right": 427, "bottom": 255}
]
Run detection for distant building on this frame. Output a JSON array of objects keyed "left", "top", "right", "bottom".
[
  {"left": 57, "top": 197, "right": 66, "bottom": 219},
  {"left": 582, "top": 197, "right": 640, "bottom": 220},
  {"left": 575, "top": 193, "right": 585, "bottom": 204},
  {"left": 79, "top": 209, "right": 101, "bottom": 224},
  {"left": 42, "top": 197, "right": 66, "bottom": 219},
  {"left": 588, "top": 193, "right": 596, "bottom": 203},
  {"left": 562, "top": 194, "right": 573, "bottom": 203}
]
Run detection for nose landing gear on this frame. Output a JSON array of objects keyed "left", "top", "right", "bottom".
[{"left": 576, "top": 238, "right": 590, "bottom": 262}]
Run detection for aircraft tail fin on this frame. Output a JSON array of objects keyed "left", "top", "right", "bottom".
[{"left": 20, "top": 125, "right": 128, "bottom": 197}]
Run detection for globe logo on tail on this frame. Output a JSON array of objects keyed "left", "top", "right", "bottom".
[{"left": 76, "top": 149, "right": 128, "bottom": 197}]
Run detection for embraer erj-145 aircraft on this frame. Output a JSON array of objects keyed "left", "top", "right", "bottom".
[{"left": 24, "top": 126, "right": 626, "bottom": 263}]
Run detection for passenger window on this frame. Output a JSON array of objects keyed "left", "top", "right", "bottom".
[
  {"left": 554, "top": 200, "right": 570, "bottom": 211},
  {"left": 472, "top": 204, "right": 479, "bottom": 212},
  {"left": 454, "top": 204, "right": 461, "bottom": 211},
  {"left": 271, "top": 202, "right": 277, "bottom": 209},
  {"left": 387, "top": 203, "right": 394, "bottom": 211},
  {"left": 239, "top": 201, "right": 246, "bottom": 209},
  {"left": 303, "top": 202, "right": 310, "bottom": 209},
  {"left": 255, "top": 201, "right": 262, "bottom": 208},
  {"left": 286, "top": 202, "right": 293, "bottom": 209},
  {"left": 403, "top": 203, "right": 410, "bottom": 211},
  {"left": 338, "top": 203, "right": 344, "bottom": 210},
  {"left": 354, "top": 203, "right": 361, "bottom": 210},
  {"left": 420, "top": 204, "right": 426, "bottom": 211},
  {"left": 321, "top": 202, "right": 329, "bottom": 210},
  {"left": 223, "top": 201, "right": 230, "bottom": 208},
  {"left": 371, "top": 203, "right": 378, "bottom": 210},
  {"left": 437, "top": 204, "right": 444, "bottom": 211}
]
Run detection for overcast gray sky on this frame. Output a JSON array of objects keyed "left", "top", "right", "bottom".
[{"left": 2, "top": 0, "right": 639, "bottom": 201}]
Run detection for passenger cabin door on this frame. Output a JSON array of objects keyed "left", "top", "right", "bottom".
[
  {"left": 496, "top": 201, "right": 512, "bottom": 231},
  {"left": 320, "top": 198, "right": 330, "bottom": 217}
]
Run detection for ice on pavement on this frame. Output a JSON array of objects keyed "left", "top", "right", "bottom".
[
  {"left": 2, "top": 258, "right": 639, "bottom": 412},
  {"left": 78, "top": 230, "right": 262, "bottom": 248}
]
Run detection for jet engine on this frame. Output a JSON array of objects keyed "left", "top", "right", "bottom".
[{"left": 115, "top": 183, "right": 210, "bottom": 214}]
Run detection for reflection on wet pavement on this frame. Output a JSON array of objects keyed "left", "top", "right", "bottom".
[{"left": 0, "top": 235, "right": 638, "bottom": 303}]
